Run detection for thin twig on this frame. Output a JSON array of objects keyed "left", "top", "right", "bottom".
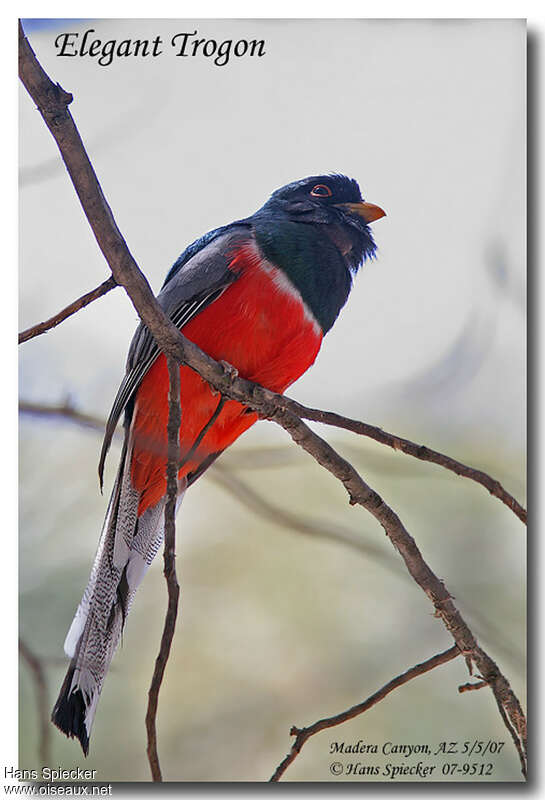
[
  {"left": 458, "top": 680, "right": 488, "bottom": 693},
  {"left": 19, "top": 22, "right": 526, "bottom": 779},
  {"left": 270, "top": 645, "right": 461, "bottom": 781},
  {"left": 19, "top": 638, "right": 51, "bottom": 766},
  {"left": 145, "top": 359, "right": 181, "bottom": 782},
  {"left": 18, "top": 276, "right": 117, "bottom": 344},
  {"left": 19, "top": 399, "right": 108, "bottom": 434}
]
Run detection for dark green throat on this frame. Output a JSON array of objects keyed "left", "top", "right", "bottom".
[{"left": 253, "top": 220, "right": 353, "bottom": 334}]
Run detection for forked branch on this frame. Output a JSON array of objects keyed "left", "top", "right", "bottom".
[{"left": 270, "top": 645, "right": 460, "bottom": 781}]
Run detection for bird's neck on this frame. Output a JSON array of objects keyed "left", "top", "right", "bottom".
[{"left": 252, "top": 218, "right": 353, "bottom": 334}]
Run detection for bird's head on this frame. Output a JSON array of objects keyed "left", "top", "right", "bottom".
[{"left": 256, "top": 174, "right": 386, "bottom": 270}]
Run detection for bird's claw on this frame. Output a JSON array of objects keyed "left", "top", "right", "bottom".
[{"left": 220, "top": 360, "right": 239, "bottom": 384}]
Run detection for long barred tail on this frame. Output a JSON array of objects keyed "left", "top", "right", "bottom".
[{"left": 51, "top": 439, "right": 181, "bottom": 755}]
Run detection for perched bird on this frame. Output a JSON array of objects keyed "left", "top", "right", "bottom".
[{"left": 51, "top": 174, "right": 385, "bottom": 754}]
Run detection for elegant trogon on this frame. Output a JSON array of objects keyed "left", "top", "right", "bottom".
[{"left": 52, "top": 174, "right": 385, "bottom": 754}]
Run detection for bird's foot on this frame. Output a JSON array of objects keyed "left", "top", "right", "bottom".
[{"left": 220, "top": 360, "right": 239, "bottom": 384}]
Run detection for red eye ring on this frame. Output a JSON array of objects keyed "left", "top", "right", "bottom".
[{"left": 310, "top": 184, "right": 332, "bottom": 198}]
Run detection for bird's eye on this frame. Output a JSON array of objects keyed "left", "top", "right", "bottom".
[{"left": 310, "top": 184, "right": 332, "bottom": 198}]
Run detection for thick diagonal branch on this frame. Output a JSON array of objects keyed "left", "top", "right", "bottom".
[{"left": 266, "top": 407, "right": 527, "bottom": 777}]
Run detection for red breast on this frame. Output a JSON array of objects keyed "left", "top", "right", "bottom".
[{"left": 131, "top": 244, "right": 323, "bottom": 514}]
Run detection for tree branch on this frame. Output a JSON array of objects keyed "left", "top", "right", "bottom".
[
  {"left": 266, "top": 411, "right": 527, "bottom": 777},
  {"left": 145, "top": 359, "right": 181, "bottom": 781},
  {"left": 19, "top": 637, "right": 51, "bottom": 766},
  {"left": 19, "top": 399, "right": 111, "bottom": 435},
  {"left": 270, "top": 645, "right": 461, "bottom": 781},
  {"left": 458, "top": 680, "right": 488, "bottom": 693},
  {"left": 18, "top": 277, "right": 117, "bottom": 344},
  {"left": 492, "top": 688, "right": 528, "bottom": 779},
  {"left": 19, "top": 20, "right": 526, "bottom": 779}
]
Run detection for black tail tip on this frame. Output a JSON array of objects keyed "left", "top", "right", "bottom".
[{"left": 51, "top": 668, "right": 90, "bottom": 756}]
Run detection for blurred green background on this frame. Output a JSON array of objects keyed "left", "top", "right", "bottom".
[{"left": 19, "top": 19, "right": 525, "bottom": 782}]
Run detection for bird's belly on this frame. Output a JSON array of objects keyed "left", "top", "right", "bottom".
[{"left": 131, "top": 247, "right": 323, "bottom": 513}]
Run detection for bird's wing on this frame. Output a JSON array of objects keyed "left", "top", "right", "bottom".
[{"left": 98, "top": 224, "right": 252, "bottom": 485}]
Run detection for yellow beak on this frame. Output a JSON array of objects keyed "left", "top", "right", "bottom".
[{"left": 336, "top": 201, "right": 386, "bottom": 224}]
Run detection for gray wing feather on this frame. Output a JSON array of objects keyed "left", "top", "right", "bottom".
[{"left": 98, "top": 227, "right": 251, "bottom": 485}]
